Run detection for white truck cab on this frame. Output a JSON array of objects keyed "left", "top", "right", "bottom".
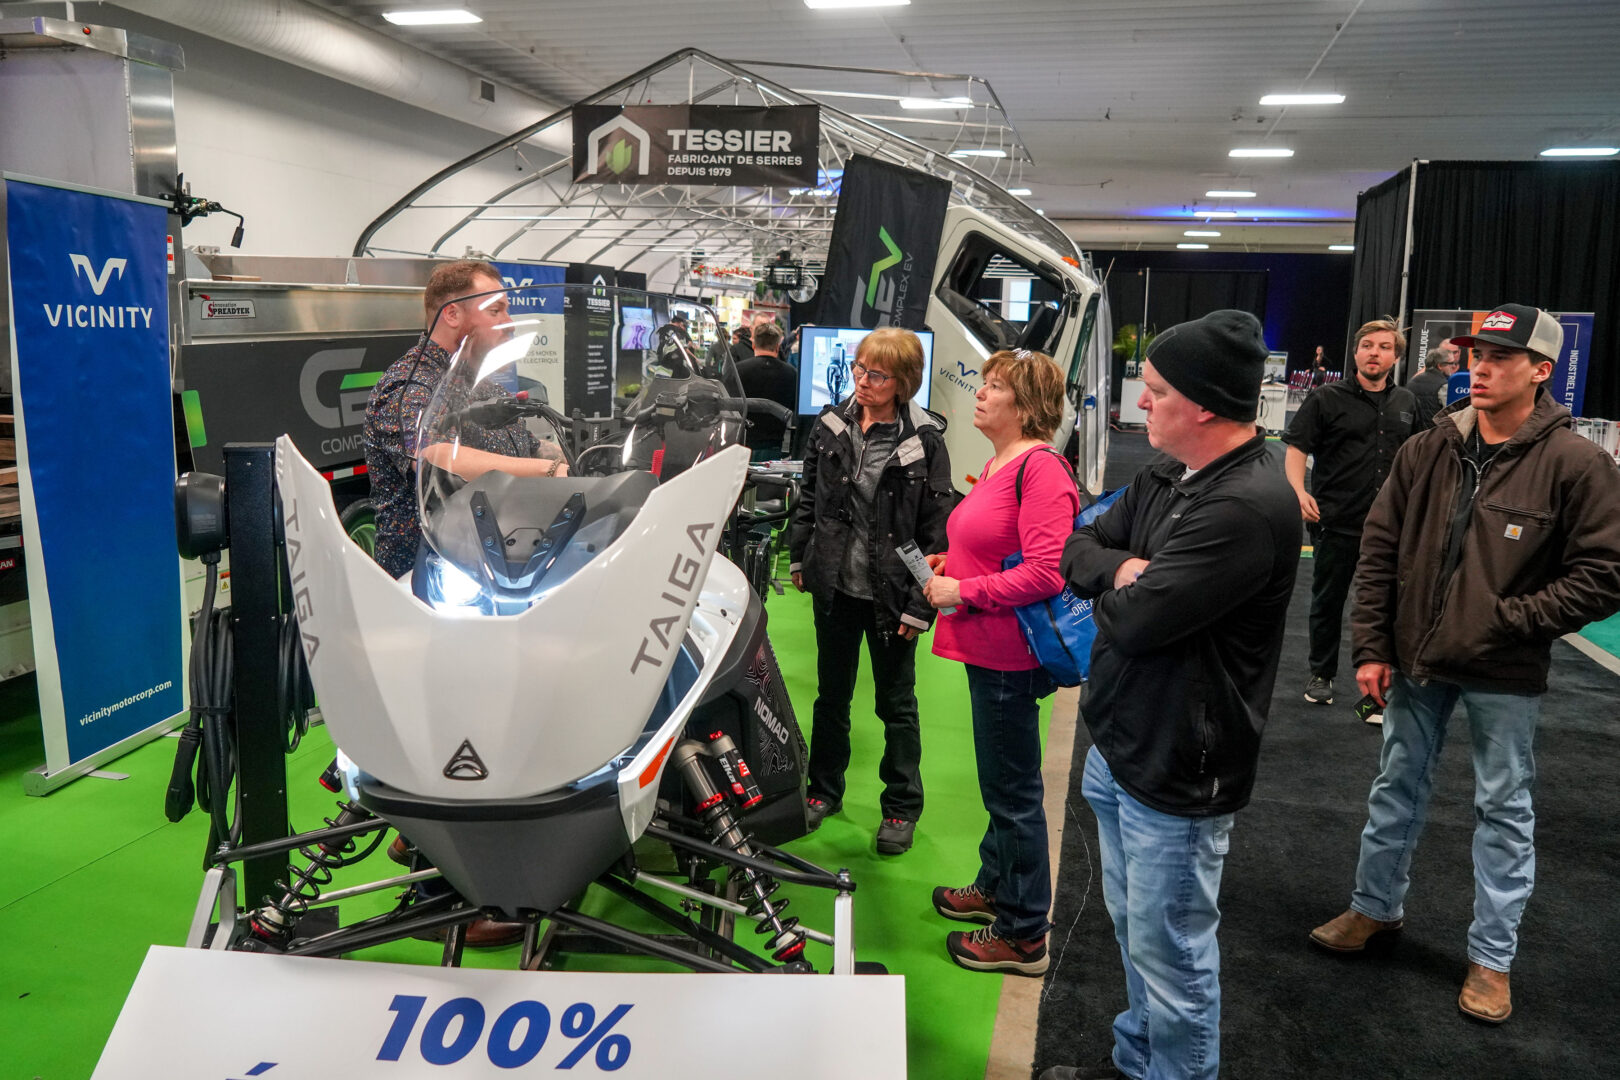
[{"left": 924, "top": 206, "right": 1108, "bottom": 494}]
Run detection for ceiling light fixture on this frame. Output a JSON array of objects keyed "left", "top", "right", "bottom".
[
  {"left": 382, "top": 8, "right": 482, "bottom": 25},
  {"left": 1259, "top": 93, "right": 1345, "bottom": 106},
  {"left": 1199, "top": 211, "right": 1240, "bottom": 218},
  {"left": 1205, "top": 189, "right": 1256, "bottom": 198},
  {"left": 1539, "top": 146, "right": 1618, "bottom": 157},
  {"left": 1328, "top": 244, "right": 1355, "bottom": 252},
  {"left": 948, "top": 148, "right": 1007, "bottom": 158},
  {"left": 1177, "top": 243, "right": 1209, "bottom": 250},
  {"left": 804, "top": 0, "right": 910, "bottom": 8},
  {"left": 1184, "top": 230, "right": 1222, "bottom": 237},
  {"left": 899, "top": 96, "right": 973, "bottom": 110},
  {"left": 1229, "top": 147, "right": 1294, "bottom": 158},
  {"left": 1007, "top": 188, "right": 1032, "bottom": 196}
]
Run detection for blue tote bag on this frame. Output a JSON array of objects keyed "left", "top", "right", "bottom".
[{"left": 1001, "top": 458, "right": 1123, "bottom": 686}]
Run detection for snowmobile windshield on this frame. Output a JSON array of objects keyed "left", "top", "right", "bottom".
[{"left": 415, "top": 281, "right": 736, "bottom": 612}]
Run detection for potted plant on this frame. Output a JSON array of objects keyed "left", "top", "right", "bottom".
[{"left": 1112, "top": 324, "right": 1156, "bottom": 377}]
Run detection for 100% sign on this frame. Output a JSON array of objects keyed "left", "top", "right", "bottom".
[{"left": 378, "top": 994, "right": 633, "bottom": 1071}]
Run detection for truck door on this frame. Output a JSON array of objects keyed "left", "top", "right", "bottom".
[{"left": 924, "top": 208, "right": 1101, "bottom": 494}]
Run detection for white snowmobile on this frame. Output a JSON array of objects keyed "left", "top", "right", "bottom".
[{"left": 182, "top": 285, "right": 860, "bottom": 974}]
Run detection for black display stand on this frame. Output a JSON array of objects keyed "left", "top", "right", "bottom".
[{"left": 223, "top": 443, "right": 291, "bottom": 905}]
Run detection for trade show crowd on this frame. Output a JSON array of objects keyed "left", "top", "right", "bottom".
[
  {"left": 778, "top": 305, "right": 1620, "bottom": 1080},
  {"left": 365, "top": 263, "right": 1620, "bottom": 1080}
]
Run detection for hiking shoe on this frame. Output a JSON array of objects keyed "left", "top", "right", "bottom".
[
  {"left": 1304, "top": 674, "right": 1334, "bottom": 705},
  {"left": 875, "top": 818, "right": 916, "bottom": 854},
  {"left": 946, "top": 926, "right": 1049, "bottom": 975},
  {"left": 932, "top": 884, "right": 997, "bottom": 924},
  {"left": 805, "top": 796, "right": 840, "bottom": 830}
]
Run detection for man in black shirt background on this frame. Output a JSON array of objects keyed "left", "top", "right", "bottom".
[
  {"left": 1406, "top": 343, "right": 1460, "bottom": 428},
  {"left": 730, "top": 323, "right": 754, "bottom": 365},
  {"left": 735, "top": 320, "right": 797, "bottom": 459},
  {"left": 1283, "top": 318, "right": 1419, "bottom": 710}
]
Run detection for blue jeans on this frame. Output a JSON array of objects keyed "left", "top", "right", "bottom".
[
  {"left": 1082, "top": 746, "right": 1232, "bottom": 1080},
  {"left": 1349, "top": 671, "right": 1540, "bottom": 972},
  {"left": 965, "top": 664, "right": 1056, "bottom": 940}
]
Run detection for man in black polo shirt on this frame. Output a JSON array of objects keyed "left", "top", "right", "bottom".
[
  {"left": 1283, "top": 318, "right": 1419, "bottom": 709},
  {"left": 734, "top": 320, "right": 797, "bottom": 459}
]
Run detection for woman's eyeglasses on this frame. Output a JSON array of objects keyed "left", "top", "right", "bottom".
[{"left": 851, "top": 362, "right": 895, "bottom": 387}]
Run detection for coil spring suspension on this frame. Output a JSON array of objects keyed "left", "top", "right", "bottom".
[
  {"left": 249, "top": 801, "right": 374, "bottom": 945},
  {"left": 672, "top": 739, "right": 807, "bottom": 964},
  {"left": 728, "top": 858, "right": 805, "bottom": 962}
]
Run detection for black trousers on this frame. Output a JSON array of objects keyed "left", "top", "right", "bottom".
[
  {"left": 806, "top": 589, "right": 923, "bottom": 820},
  {"left": 1308, "top": 527, "right": 1362, "bottom": 680}
]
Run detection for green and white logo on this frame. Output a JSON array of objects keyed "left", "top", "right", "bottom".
[
  {"left": 851, "top": 226, "right": 913, "bottom": 326},
  {"left": 585, "top": 114, "right": 651, "bottom": 177}
]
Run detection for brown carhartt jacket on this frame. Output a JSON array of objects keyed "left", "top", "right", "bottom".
[{"left": 1351, "top": 390, "right": 1620, "bottom": 694}]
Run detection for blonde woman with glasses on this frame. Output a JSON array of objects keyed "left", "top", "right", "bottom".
[{"left": 786, "top": 328, "right": 955, "bottom": 855}]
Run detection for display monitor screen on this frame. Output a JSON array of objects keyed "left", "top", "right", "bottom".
[
  {"left": 619, "top": 306, "right": 656, "bottom": 350},
  {"left": 798, "top": 326, "right": 934, "bottom": 412}
]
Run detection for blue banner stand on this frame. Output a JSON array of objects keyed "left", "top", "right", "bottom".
[{"left": 3, "top": 174, "right": 189, "bottom": 794}]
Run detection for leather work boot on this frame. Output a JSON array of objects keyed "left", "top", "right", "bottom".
[
  {"left": 1309, "top": 908, "right": 1404, "bottom": 952},
  {"left": 387, "top": 835, "right": 415, "bottom": 867},
  {"left": 414, "top": 916, "right": 526, "bottom": 949},
  {"left": 1458, "top": 962, "right": 1512, "bottom": 1023}
]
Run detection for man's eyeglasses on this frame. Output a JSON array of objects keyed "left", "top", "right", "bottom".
[{"left": 851, "top": 362, "right": 895, "bottom": 387}]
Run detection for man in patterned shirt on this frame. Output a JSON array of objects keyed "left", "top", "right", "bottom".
[
  {"left": 362, "top": 260, "right": 567, "bottom": 948},
  {"left": 364, "top": 260, "right": 567, "bottom": 579}
]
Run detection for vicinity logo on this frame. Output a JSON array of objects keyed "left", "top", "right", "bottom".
[
  {"left": 44, "top": 252, "right": 153, "bottom": 330},
  {"left": 69, "top": 253, "right": 127, "bottom": 294}
]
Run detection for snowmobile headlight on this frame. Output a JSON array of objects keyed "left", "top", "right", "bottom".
[{"left": 432, "top": 558, "right": 485, "bottom": 609}]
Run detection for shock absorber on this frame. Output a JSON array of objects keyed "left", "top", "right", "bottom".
[
  {"left": 706, "top": 730, "right": 763, "bottom": 810},
  {"left": 247, "top": 765, "right": 379, "bottom": 946},
  {"left": 671, "top": 739, "right": 807, "bottom": 965}
]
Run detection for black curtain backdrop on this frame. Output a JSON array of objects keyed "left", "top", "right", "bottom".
[
  {"left": 1348, "top": 168, "right": 1412, "bottom": 366},
  {"left": 1406, "top": 161, "right": 1620, "bottom": 419},
  {"left": 1090, "top": 250, "right": 1353, "bottom": 400}
]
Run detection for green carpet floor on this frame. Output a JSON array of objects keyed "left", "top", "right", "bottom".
[
  {"left": 0, "top": 586, "right": 1049, "bottom": 1079},
  {"left": 1579, "top": 608, "right": 1620, "bottom": 658}
]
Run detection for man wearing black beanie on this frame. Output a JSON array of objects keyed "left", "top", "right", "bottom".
[{"left": 1046, "top": 310, "right": 1300, "bottom": 1080}]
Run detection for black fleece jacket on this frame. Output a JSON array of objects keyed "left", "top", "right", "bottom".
[
  {"left": 1062, "top": 435, "right": 1300, "bottom": 816},
  {"left": 788, "top": 398, "right": 954, "bottom": 635}
]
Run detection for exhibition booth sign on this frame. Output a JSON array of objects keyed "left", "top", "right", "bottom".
[
  {"left": 1, "top": 176, "right": 187, "bottom": 789},
  {"left": 818, "top": 154, "right": 951, "bottom": 331},
  {"left": 572, "top": 104, "right": 819, "bottom": 187},
  {"left": 95, "top": 946, "right": 907, "bottom": 1079}
]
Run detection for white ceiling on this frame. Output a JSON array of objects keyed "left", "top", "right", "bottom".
[{"left": 311, "top": 0, "right": 1620, "bottom": 253}]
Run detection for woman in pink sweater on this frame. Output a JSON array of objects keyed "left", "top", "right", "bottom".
[{"left": 922, "top": 349, "right": 1083, "bottom": 976}]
